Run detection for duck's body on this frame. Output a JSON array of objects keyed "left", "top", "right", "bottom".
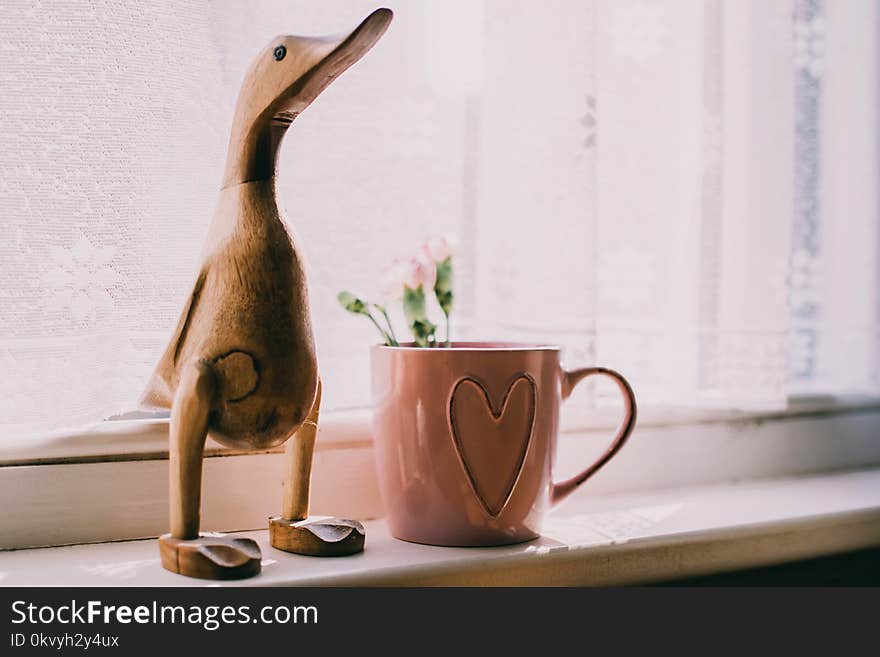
[{"left": 145, "top": 180, "right": 317, "bottom": 450}]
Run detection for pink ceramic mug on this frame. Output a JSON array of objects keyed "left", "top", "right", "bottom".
[{"left": 370, "top": 342, "right": 637, "bottom": 546}]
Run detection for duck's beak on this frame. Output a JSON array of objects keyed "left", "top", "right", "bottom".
[{"left": 272, "top": 8, "right": 393, "bottom": 120}]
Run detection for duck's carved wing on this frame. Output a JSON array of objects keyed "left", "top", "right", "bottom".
[{"left": 140, "top": 268, "right": 208, "bottom": 409}]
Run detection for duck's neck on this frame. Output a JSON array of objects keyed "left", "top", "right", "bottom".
[{"left": 221, "top": 117, "right": 292, "bottom": 190}]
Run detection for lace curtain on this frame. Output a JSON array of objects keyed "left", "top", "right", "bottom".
[{"left": 1, "top": 0, "right": 878, "bottom": 441}]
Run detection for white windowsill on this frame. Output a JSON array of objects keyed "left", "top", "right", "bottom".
[{"left": 2, "top": 468, "right": 879, "bottom": 586}]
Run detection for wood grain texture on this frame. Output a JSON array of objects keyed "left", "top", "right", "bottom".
[
  {"left": 169, "top": 361, "right": 216, "bottom": 539},
  {"left": 158, "top": 534, "right": 261, "bottom": 580},
  {"left": 269, "top": 516, "right": 365, "bottom": 556},
  {"left": 272, "top": 380, "right": 368, "bottom": 556},
  {"left": 282, "top": 380, "right": 322, "bottom": 522},
  {"left": 140, "top": 8, "right": 393, "bottom": 578},
  {"left": 220, "top": 7, "right": 394, "bottom": 189}
]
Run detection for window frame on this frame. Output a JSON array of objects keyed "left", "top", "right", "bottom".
[{"left": 2, "top": 396, "right": 879, "bottom": 550}]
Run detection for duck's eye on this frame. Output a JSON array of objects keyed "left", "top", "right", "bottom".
[{"left": 273, "top": 45, "right": 286, "bottom": 61}]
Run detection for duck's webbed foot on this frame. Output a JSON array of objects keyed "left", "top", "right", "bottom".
[
  {"left": 160, "top": 359, "right": 262, "bottom": 579},
  {"left": 270, "top": 516, "right": 365, "bottom": 557},
  {"left": 158, "top": 534, "right": 261, "bottom": 580}
]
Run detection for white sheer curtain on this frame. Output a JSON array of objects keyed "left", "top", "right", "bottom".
[{"left": 1, "top": 0, "right": 878, "bottom": 441}]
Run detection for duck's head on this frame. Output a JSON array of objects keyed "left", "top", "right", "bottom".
[{"left": 222, "top": 7, "right": 393, "bottom": 189}]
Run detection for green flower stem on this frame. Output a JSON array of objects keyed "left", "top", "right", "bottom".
[
  {"left": 433, "top": 257, "right": 453, "bottom": 347},
  {"left": 338, "top": 290, "right": 394, "bottom": 346},
  {"left": 374, "top": 305, "right": 399, "bottom": 347},
  {"left": 367, "top": 313, "right": 394, "bottom": 346}
]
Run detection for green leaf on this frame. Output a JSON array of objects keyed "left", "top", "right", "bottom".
[
  {"left": 337, "top": 290, "right": 369, "bottom": 315},
  {"left": 410, "top": 318, "right": 437, "bottom": 348},
  {"left": 402, "top": 286, "right": 427, "bottom": 325},
  {"left": 403, "top": 287, "right": 437, "bottom": 347},
  {"left": 434, "top": 257, "right": 453, "bottom": 317}
]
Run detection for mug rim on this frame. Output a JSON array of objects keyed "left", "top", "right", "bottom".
[{"left": 371, "top": 341, "right": 561, "bottom": 352}]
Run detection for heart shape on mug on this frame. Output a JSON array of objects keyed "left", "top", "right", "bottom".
[{"left": 448, "top": 374, "right": 536, "bottom": 517}]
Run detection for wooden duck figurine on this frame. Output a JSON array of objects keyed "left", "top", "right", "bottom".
[{"left": 142, "top": 8, "right": 392, "bottom": 579}]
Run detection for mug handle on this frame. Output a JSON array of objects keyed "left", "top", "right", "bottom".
[{"left": 550, "top": 367, "right": 637, "bottom": 506}]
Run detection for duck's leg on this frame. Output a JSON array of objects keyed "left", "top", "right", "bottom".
[
  {"left": 270, "top": 379, "right": 365, "bottom": 556},
  {"left": 169, "top": 361, "right": 215, "bottom": 539},
  {"left": 281, "top": 377, "right": 321, "bottom": 522},
  {"left": 158, "top": 361, "right": 262, "bottom": 579}
]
